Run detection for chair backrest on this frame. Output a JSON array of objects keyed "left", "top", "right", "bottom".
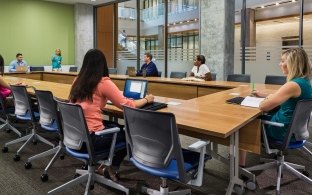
[
  {"left": 280, "top": 99, "right": 312, "bottom": 150},
  {"left": 227, "top": 74, "right": 251, "bottom": 83},
  {"left": 211, "top": 73, "right": 217, "bottom": 81},
  {"left": 108, "top": 68, "right": 117, "bottom": 74},
  {"left": 10, "top": 85, "right": 35, "bottom": 120},
  {"left": 69, "top": 67, "right": 78, "bottom": 72},
  {"left": 123, "top": 106, "right": 186, "bottom": 181},
  {"left": 55, "top": 100, "right": 94, "bottom": 155},
  {"left": 170, "top": 71, "right": 187, "bottom": 79},
  {"left": 35, "top": 90, "right": 61, "bottom": 131},
  {"left": 30, "top": 66, "right": 44, "bottom": 72},
  {"left": 158, "top": 71, "right": 162, "bottom": 77},
  {"left": 265, "top": 75, "right": 287, "bottom": 85}
]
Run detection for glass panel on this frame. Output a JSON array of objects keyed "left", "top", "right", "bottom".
[
  {"left": 140, "top": 0, "right": 165, "bottom": 77},
  {"left": 117, "top": 1, "right": 137, "bottom": 75},
  {"left": 167, "top": 0, "right": 199, "bottom": 77}
]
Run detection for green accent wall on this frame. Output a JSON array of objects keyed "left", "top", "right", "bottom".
[{"left": 0, "top": 0, "right": 75, "bottom": 66}]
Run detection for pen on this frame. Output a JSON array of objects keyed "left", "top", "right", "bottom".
[{"left": 251, "top": 81, "right": 254, "bottom": 96}]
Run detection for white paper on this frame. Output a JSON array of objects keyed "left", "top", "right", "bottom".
[
  {"left": 129, "top": 81, "right": 142, "bottom": 93},
  {"left": 166, "top": 101, "right": 181, "bottom": 106},
  {"left": 240, "top": 96, "right": 265, "bottom": 108},
  {"left": 229, "top": 92, "right": 240, "bottom": 96}
]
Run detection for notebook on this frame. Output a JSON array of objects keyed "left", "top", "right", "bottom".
[
  {"left": 226, "top": 96, "right": 265, "bottom": 108},
  {"left": 123, "top": 79, "right": 167, "bottom": 111},
  {"left": 16, "top": 66, "right": 28, "bottom": 72},
  {"left": 127, "top": 66, "right": 136, "bottom": 77}
]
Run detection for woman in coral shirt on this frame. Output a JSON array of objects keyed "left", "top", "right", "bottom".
[{"left": 69, "top": 49, "right": 154, "bottom": 181}]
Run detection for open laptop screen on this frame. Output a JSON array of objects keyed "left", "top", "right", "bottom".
[{"left": 123, "top": 79, "right": 148, "bottom": 100}]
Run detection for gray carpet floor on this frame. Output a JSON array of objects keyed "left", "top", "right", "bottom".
[{"left": 1, "top": 122, "right": 312, "bottom": 195}]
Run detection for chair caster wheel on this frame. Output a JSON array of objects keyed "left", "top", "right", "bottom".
[
  {"left": 246, "top": 180, "right": 256, "bottom": 191},
  {"left": 302, "top": 170, "right": 310, "bottom": 177},
  {"left": 2, "top": 147, "right": 8, "bottom": 153},
  {"left": 6, "top": 130, "right": 11, "bottom": 133},
  {"left": 81, "top": 164, "right": 88, "bottom": 170},
  {"left": 24, "top": 162, "right": 32, "bottom": 169},
  {"left": 233, "top": 185, "right": 244, "bottom": 195},
  {"left": 89, "top": 184, "right": 94, "bottom": 190},
  {"left": 41, "top": 173, "right": 49, "bottom": 182},
  {"left": 32, "top": 140, "right": 37, "bottom": 145},
  {"left": 60, "top": 155, "right": 65, "bottom": 160},
  {"left": 13, "top": 155, "right": 20, "bottom": 161}
]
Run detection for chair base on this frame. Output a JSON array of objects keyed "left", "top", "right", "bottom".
[
  {"left": 47, "top": 166, "right": 129, "bottom": 195},
  {"left": 303, "top": 141, "right": 312, "bottom": 156},
  {"left": 0, "top": 119, "right": 22, "bottom": 137},
  {"left": 246, "top": 155, "right": 312, "bottom": 194},
  {"left": 4, "top": 129, "right": 55, "bottom": 155},
  {"left": 142, "top": 186, "right": 191, "bottom": 195}
]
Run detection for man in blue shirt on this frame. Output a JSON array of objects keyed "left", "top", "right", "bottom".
[
  {"left": 136, "top": 52, "right": 158, "bottom": 77},
  {"left": 9, "top": 53, "right": 27, "bottom": 72}
]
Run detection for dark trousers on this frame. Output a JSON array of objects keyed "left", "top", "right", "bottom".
[{"left": 82, "top": 120, "right": 127, "bottom": 168}]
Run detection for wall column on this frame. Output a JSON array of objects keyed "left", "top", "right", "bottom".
[
  {"left": 75, "top": 3, "right": 94, "bottom": 69},
  {"left": 200, "top": 0, "right": 235, "bottom": 80}
]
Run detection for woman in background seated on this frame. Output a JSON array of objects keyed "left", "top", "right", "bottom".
[
  {"left": 0, "top": 55, "right": 14, "bottom": 107},
  {"left": 69, "top": 49, "right": 154, "bottom": 181},
  {"left": 51, "top": 49, "right": 62, "bottom": 71},
  {"left": 190, "top": 55, "right": 212, "bottom": 81},
  {"left": 240, "top": 48, "right": 312, "bottom": 167}
]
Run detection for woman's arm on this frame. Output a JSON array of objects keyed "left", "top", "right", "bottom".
[
  {"left": 133, "top": 94, "right": 154, "bottom": 108},
  {"left": 259, "top": 82, "right": 301, "bottom": 112},
  {"left": 0, "top": 76, "right": 11, "bottom": 89}
]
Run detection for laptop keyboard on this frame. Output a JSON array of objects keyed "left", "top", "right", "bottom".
[{"left": 140, "top": 102, "right": 168, "bottom": 111}]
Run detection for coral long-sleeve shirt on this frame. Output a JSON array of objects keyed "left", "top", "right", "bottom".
[{"left": 75, "top": 77, "right": 135, "bottom": 131}]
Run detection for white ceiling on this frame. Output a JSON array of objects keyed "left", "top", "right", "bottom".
[{"left": 43, "top": 0, "right": 116, "bottom": 6}]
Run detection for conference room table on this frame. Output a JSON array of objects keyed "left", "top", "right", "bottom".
[{"left": 3, "top": 73, "right": 281, "bottom": 194}]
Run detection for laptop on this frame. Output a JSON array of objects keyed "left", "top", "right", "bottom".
[
  {"left": 123, "top": 79, "right": 168, "bottom": 110},
  {"left": 127, "top": 66, "right": 136, "bottom": 77},
  {"left": 16, "top": 66, "right": 28, "bottom": 72}
]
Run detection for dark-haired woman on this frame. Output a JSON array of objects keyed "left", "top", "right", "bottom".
[
  {"left": 0, "top": 55, "right": 14, "bottom": 106},
  {"left": 69, "top": 49, "right": 154, "bottom": 181}
]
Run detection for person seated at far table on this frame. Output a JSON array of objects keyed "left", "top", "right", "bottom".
[
  {"left": 136, "top": 52, "right": 158, "bottom": 77},
  {"left": 9, "top": 53, "right": 27, "bottom": 72},
  {"left": 190, "top": 55, "right": 212, "bottom": 81}
]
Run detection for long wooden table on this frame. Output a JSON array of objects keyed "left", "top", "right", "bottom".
[
  {"left": 3, "top": 73, "right": 281, "bottom": 194},
  {"left": 5, "top": 72, "right": 248, "bottom": 99}
]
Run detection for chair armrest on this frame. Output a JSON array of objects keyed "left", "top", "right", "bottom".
[
  {"left": 262, "top": 120, "right": 285, "bottom": 127},
  {"left": 94, "top": 127, "right": 120, "bottom": 136},
  {"left": 188, "top": 140, "right": 209, "bottom": 152}
]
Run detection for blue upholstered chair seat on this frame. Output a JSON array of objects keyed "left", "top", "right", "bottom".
[
  {"left": 41, "top": 120, "right": 58, "bottom": 132},
  {"left": 268, "top": 137, "right": 306, "bottom": 149},
  {"left": 16, "top": 111, "right": 39, "bottom": 120},
  {"left": 66, "top": 142, "right": 126, "bottom": 160},
  {"left": 130, "top": 149, "right": 211, "bottom": 180}
]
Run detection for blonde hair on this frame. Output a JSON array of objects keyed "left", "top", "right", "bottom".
[
  {"left": 282, "top": 48, "right": 312, "bottom": 81},
  {"left": 55, "top": 49, "right": 62, "bottom": 56}
]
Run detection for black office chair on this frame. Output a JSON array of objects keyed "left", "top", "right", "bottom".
[
  {"left": 69, "top": 67, "right": 78, "bottom": 72},
  {"left": 24, "top": 90, "right": 68, "bottom": 182},
  {"left": 170, "top": 71, "right": 187, "bottom": 79},
  {"left": 227, "top": 74, "right": 251, "bottom": 83},
  {"left": 158, "top": 71, "right": 162, "bottom": 77},
  {"left": 2, "top": 86, "right": 54, "bottom": 161},
  {"left": 108, "top": 68, "right": 117, "bottom": 74},
  {"left": 123, "top": 106, "right": 211, "bottom": 194},
  {"left": 264, "top": 75, "right": 287, "bottom": 85},
  {"left": 245, "top": 99, "right": 312, "bottom": 195},
  {"left": 30, "top": 66, "right": 44, "bottom": 72},
  {"left": 48, "top": 100, "right": 129, "bottom": 194},
  {"left": 211, "top": 73, "right": 217, "bottom": 81}
]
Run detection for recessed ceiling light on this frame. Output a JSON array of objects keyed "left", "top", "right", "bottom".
[
  {"left": 187, "top": 20, "right": 190, "bottom": 23},
  {"left": 91, "top": 0, "right": 96, "bottom": 2},
  {"left": 173, "top": 22, "right": 176, "bottom": 25},
  {"left": 179, "top": 21, "right": 183, "bottom": 24},
  {"left": 194, "top": 18, "right": 198, "bottom": 21},
  {"left": 261, "top": 5, "right": 265, "bottom": 8},
  {"left": 292, "top": 0, "right": 296, "bottom": 2},
  {"left": 276, "top": 2, "right": 279, "bottom": 5}
]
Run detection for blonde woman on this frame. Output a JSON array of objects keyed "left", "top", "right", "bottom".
[
  {"left": 240, "top": 48, "right": 312, "bottom": 167},
  {"left": 51, "top": 49, "right": 62, "bottom": 71}
]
